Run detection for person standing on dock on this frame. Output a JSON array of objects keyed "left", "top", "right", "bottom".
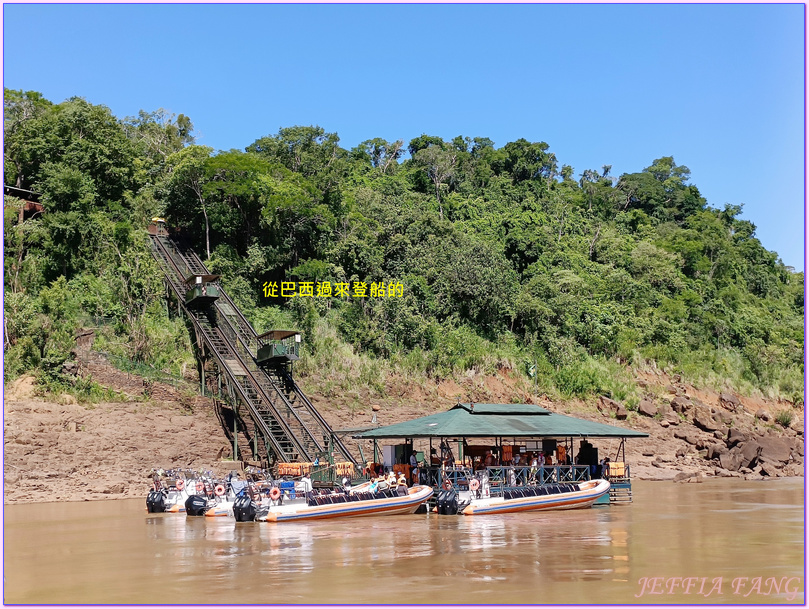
[
  {"left": 484, "top": 450, "right": 495, "bottom": 468},
  {"left": 409, "top": 451, "right": 419, "bottom": 485}
]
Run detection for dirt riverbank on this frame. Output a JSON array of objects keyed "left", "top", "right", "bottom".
[{"left": 3, "top": 361, "right": 804, "bottom": 504}]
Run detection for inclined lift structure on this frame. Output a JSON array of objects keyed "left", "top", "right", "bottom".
[
  {"left": 184, "top": 274, "right": 221, "bottom": 309},
  {"left": 256, "top": 330, "right": 300, "bottom": 366},
  {"left": 146, "top": 218, "right": 360, "bottom": 481}
]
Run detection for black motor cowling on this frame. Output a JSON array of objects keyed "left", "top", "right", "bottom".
[
  {"left": 233, "top": 495, "right": 257, "bottom": 522},
  {"left": 436, "top": 490, "right": 445, "bottom": 514},
  {"left": 437, "top": 490, "right": 459, "bottom": 515},
  {"left": 146, "top": 490, "right": 166, "bottom": 513},
  {"left": 185, "top": 494, "right": 209, "bottom": 516}
]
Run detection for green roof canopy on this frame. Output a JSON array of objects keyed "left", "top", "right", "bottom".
[{"left": 353, "top": 403, "right": 648, "bottom": 440}]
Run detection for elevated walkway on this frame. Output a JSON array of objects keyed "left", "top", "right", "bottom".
[{"left": 148, "top": 230, "right": 359, "bottom": 473}]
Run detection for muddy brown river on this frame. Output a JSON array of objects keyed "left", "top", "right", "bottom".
[{"left": 3, "top": 478, "right": 804, "bottom": 604}]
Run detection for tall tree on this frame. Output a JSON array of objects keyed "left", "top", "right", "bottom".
[
  {"left": 413, "top": 145, "right": 457, "bottom": 219},
  {"left": 162, "top": 145, "right": 214, "bottom": 258},
  {"left": 4, "top": 89, "right": 53, "bottom": 189},
  {"left": 356, "top": 138, "right": 404, "bottom": 174}
]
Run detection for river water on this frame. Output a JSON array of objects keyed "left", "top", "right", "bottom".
[{"left": 3, "top": 478, "right": 804, "bottom": 604}]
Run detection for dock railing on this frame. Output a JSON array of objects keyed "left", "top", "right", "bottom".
[{"left": 426, "top": 464, "right": 593, "bottom": 496}]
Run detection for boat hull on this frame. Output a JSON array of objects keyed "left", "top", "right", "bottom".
[
  {"left": 260, "top": 485, "right": 434, "bottom": 523},
  {"left": 204, "top": 500, "right": 236, "bottom": 517},
  {"left": 461, "top": 479, "right": 611, "bottom": 515},
  {"left": 165, "top": 502, "right": 186, "bottom": 513}
]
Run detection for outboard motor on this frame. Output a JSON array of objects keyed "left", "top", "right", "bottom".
[
  {"left": 436, "top": 490, "right": 446, "bottom": 514},
  {"left": 146, "top": 490, "right": 166, "bottom": 513},
  {"left": 233, "top": 495, "right": 257, "bottom": 522},
  {"left": 185, "top": 494, "right": 209, "bottom": 516},
  {"left": 437, "top": 490, "right": 459, "bottom": 515},
  {"left": 446, "top": 490, "right": 458, "bottom": 515},
  {"left": 254, "top": 504, "right": 270, "bottom": 521}
]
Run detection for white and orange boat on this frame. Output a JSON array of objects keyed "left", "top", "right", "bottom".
[
  {"left": 147, "top": 480, "right": 196, "bottom": 513},
  {"left": 452, "top": 479, "right": 610, "bottom": 516},
  {"left": 255, "top": 484, "right": 434, "bottom": 523}
]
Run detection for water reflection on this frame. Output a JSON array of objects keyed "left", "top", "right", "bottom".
[{"left": 4, "top": 479, "right": 804, "bottom": 604}]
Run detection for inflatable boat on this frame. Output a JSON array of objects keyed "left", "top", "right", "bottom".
[
  {"left": 442, "top": 479, "right": 610, "bottom": 515},
  {"left": 255, "top": 484, "right": 434, "bottom": 523}
]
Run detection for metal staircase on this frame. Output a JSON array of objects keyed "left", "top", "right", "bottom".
[{"left": 148, "top": 233, "right": 359, "bottom": 469}]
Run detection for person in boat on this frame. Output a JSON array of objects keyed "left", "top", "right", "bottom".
[
  {"left": 230, "top": 472, "right": 247, "bottom": 496},
  {"left": 300, "top": 473, "right": 313, "bottom": 500}
]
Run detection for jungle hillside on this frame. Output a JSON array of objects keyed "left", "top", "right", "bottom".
[{"left": 3, "top": 90, "right": 804, "bottom": 411}]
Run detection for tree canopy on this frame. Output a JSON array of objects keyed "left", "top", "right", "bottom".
[{"left": 4, "top": 89, "right": 803, "bottom": 406}]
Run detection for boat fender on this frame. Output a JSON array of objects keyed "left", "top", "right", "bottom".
[
  {"left": 214, "top": 484, "right": 226, "bottom": 497},
  {"left": 469, "top": 479, "right": 480, "bottom": 491},
  {"left": 269, "top": 487, "right": 281, "bottom": 501},
  {"left": 175, "top": 479, "right": 185, "bottom": 491},
  {"left": 196, "top": 481, "right": 205, "bottom": 493}
]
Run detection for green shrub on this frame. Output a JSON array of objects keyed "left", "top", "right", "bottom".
[
  {"left": 775, "top": 409, "right": 794, "bottom": 428},
  {"left": 35, "top": 373, "right": 126, "bottom": 404},
  {"left": 554, "top": 364, "right": 605, "bottom": 398}
]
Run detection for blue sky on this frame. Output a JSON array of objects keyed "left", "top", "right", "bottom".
[{"left": 3, "top": 3, "right": 805, "bottom": 271}]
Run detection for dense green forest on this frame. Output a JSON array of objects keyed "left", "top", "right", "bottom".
[{"left": 3, "top": 90, "right": 804, "bottom": 406}]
